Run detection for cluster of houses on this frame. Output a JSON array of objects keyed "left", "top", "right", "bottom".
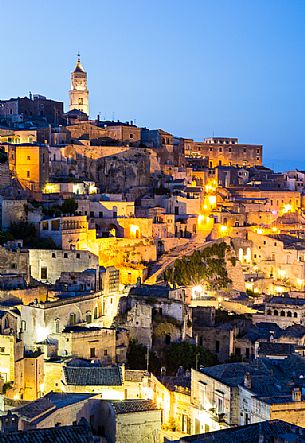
[{"left": 1, "top": 58, "right": 305, "bottom": 442}]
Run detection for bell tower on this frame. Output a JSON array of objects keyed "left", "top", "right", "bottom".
[{"left": 69, "top": 54, "right": 89, "bottom": 115}]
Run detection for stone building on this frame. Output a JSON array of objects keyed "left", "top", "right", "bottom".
[
  {"left": 69, "top": 56, "right": 89, "bottom": 116},
  {"left": 20, "top": 292, "right": 103, "bottom": 348},
  {"left": 0, "top": 198, "right": 27, "bottom": 230},
  {"left": 0, "top": 95, "right": 64, "bottom": 126},
  {"left": 253, "top": 296, "right": 305, "bottom": 328},
  {"left": 52, "top": 325, "right": 126, "bottom": 364},
  {"left": 0, "top": 244, "right": 29, "bottom": 283},
  {"left": 29, "top": 248, "right": 99, "bottom": 285},
  {"left": 6, "top": 143, "right": 49, "bottom": 192},
  {"left": 62, "top": 363, "right": 124, "bottom": 398},
  {"left": 248, "top": 231, "right": 305, "bottom": 291},
  {"left": 183, "top": 137, "right": 262, "bottom": 168},
  {"left": 99, "top": 399, "right": 161, "bottom": 443},
  {"left": 191, "top": 355, "right": 305, "bottom": 434}
]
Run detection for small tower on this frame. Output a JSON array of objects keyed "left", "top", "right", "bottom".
[{"left": 69, "top": 54, "right": 89, "bottom": 116}]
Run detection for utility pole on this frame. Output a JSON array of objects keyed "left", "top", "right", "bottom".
[
  {"left": 195, "top": 353, "right": 200, "bottom": 371},
  {"left": 146, "top": 346, "right": 150, "bottom": 372}
]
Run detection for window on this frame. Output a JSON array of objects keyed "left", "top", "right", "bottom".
[
  {"left": 86, "top": 312, "right": 92, "bottom": 323},
  {"left": 94, "top": 306, "right": 98, "bottom": 319},
  {"left": 280, "top": 311, "right": 285, "bottom": 317},
  {"left": 0, "top": 347, "right": 4, "bottom": 353},
  {"left": 130, "top": 133, "right": 133, "bottom": 139},
  {"left": 90, "top": 348, "right": 96, "bottom": 358},
  {"left": 216, "top": 340, "right": 220, "bottom": 353},
  {"left": 27, "top": 156, "right": 31, "bottom": 160},
  {"left": 104, "top": 349, "right": 108, "bottom": 356},
  {"left": 99, "top": 212, "right": 103, "bottom": 218},
  {"left": 78, "top": 98, "right": 84, "bottom": 105},
  {"left": 64, "top": 253, "right": 68, "bottom": 258},
  {"left": 90, "top": 211, "right": 94, "bottom": 218},
  {"left": 21, "top": 320, "right": 26, "bottom": 332},
  {"left": 217, "top": 397, "right": 224, "bottom": 414},
  {"left": 52, "top": 252, "right": 56, "bottom": 258},
  {"left": 267, "top": 309, "right": 272, "bottom": 315},
  {"left": 55, "top": 319, "right": 60, "bottom": 333},
  {"left": 243, "top": 148, "right": 246, "bottom": 153},
  {"left": 294, "top": 312, "right": 298, "bottom": 318},
  {"left": 26, "top": 171, "right": 30, "bottom": 178},
  {"left": 41, "top": 267, "right": 48, "bottom": 280},
  {"left": 274, "top": 310, "right": 278, "bottom": 316},
  {"left": 76, "top": 253, "right": 80, "bottom": 259},
  {"left": 228, "top": 148, "right": 232, "bottom": 152},
  {"left": 287, "top": 311, "right": 292, "bottom": 317},
  {"left": 219, "top": 147, "right": 222, "bottom": 152},
  {"left": 69, "top": 313, "right": 76, "bottom": 326}
]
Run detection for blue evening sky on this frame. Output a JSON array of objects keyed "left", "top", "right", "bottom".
[{"left": 1, "top": 0, "right": 305, "bottom": 171}]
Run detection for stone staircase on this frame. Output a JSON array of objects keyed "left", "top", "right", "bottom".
[{"left": 0, "top": 162, "right": 11, "bottom": 188}]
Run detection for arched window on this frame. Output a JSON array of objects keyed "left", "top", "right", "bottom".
[
  {"left": 287, "top": 311, "right": 292, "bottom": 318},
  {"left": 280, "top": 311, "right": 285, "bottom": 317},
  {"left": 78, "top": 97, "right": 83, "bottom": 105},
  {"left": 94, "top": 306, "right": 98, "bottom": 319},
  {"left": 274, "top": 310, "right": 278, "bottom": 316},
  {"left": 267, "top": 309, "right": 272, "bottom": 315},
  {"left": 294, "top": 312, "right": 298, "bottom": 318},
  {"left": 86, "top": 312, "right": 92, "bottom": 323},
  {"left": 4, "top": 317, "right": 9, "bottom": 329},
  {"left": 69, "top": 313, "right": 76, "bottom": 326}
]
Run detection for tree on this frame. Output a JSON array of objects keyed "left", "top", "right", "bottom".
[
  {"left": 61, "top": 198, "right": 78, "bottom": 215},
  {"left": 126, "top": 339, "right": 161, "bottom": 373},
  {"left": 10, "top": 222, "right": 36, "bottom": 245},
  {"left": 164, "top": 242, "right": 232, "bottom": 290},
  {"left": 161, "top": 342, "right": 217, "bottom": 375}
]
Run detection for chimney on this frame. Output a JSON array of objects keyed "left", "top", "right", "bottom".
[
  {"left": 243, "top": 372, "right": 252, "bottom": 390},
  {"left": 292, "top": 387, "right": 302, "bottom": 402}
]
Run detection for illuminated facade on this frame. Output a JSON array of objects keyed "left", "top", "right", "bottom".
[{"left": 69, "top": 55, "right": 89, "bottom": 115}]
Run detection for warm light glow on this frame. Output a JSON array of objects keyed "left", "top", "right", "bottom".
[
  {"left": 275, "top": 285, "right": 284, "bottom": 293},
  {"left": 36, "top": 326, "right": 50, "bottom": 342},
  {"left": 297, "top": 278, "right": 304, "bottom": 288},
  {"left": 278, "top": 269, "right": 286, "bottom": 280},
  {"left": 282, "top": 204, "right": 292, "bottom": 214},
  {"left": 207, "top": 195, "right": 217, "bottom": 207},
  {"left": 43, "top": 183, "right": 59, "bottom": 194},
  {"left": 220, "top": 225, "right": 228, "bottom": 232},
  {"left": 130, "top": 224, "right": 140, "bottom": 238},
  {"left": 192, "top": 285, "right": 204, "bottom": 298},
  {"left": 256, "top": 228, "right": 264, "bottom": 235}
]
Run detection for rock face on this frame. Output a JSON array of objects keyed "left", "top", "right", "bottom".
[
  {"left": 97, "top": 149, "right": 152, "bottom": 193},
  {"left": 226, "top": 254, "right": 246, "bottom": 292}
]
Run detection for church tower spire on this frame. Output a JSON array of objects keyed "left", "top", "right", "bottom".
[{"left": 69, "top": 54, "right": 89, "bottom": 115}]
